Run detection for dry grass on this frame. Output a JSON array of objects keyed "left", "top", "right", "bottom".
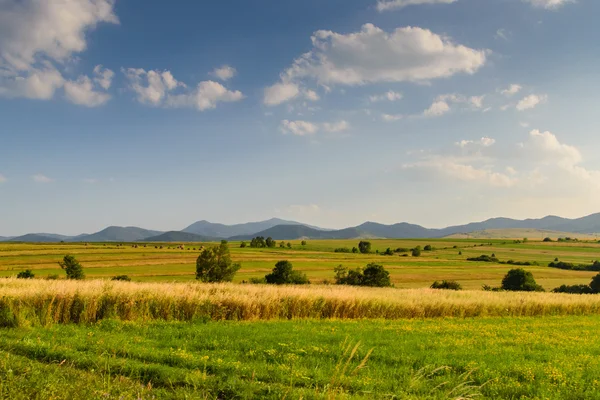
[{"left": 2, "top": 279, "right": 600, "bottom": 327}]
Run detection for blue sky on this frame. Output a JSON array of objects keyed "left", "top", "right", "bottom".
[{"left": 1, "top": 0, "right": 599, "bottom": 235}]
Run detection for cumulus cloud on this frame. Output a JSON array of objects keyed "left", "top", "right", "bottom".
[
  {"left": 0, "top": 0, "right": 118, "bottom": 103},
  {"left": 377, "top": 0, "right": 457, "bottom": 12},
  {"left": 323, "top": 120, "right": 350, "bottom": 133},
  {"left": 211, "top": 65, "right": 237, "bottom": 81},
  {"left": 304, "top": 89, "right": 320, "bottom": 102},
  {"left": 524, "top": 0, "right": 574, "bottom": 10},
  {"left": 516, "top": 94, "right": 547, "bottom": 111},
  {"left": 280, "top": 120, "right": 319, "bottom": 136},
  {"left": 265, "top": 23, "right": 486, "bottom": 105},
  {"left": 369, "top": 91, "right": 403, "bottom": 102},
  {"left": 32, "top": 174, "right": 53, "bottom": 183},
  {"left": 403, "top": 158, "right": 517, "bottom": 187},
  {"left": 93, "top": 65, "right": 114, "bottom": 90},
  {"left": 64, "top": 75, "right": 111, "bottom": 107},
  {"left": 501, "top": 84, "right": 522, "bottom": 97},
  {"left": 420, "top": 93, "right": 484, "bottom": 117},
  {"left": 382, "top": 113, "right": 403, "bottom": 122},
  {"left": 457, "top": 137, "right": 496, "bottom": 148},
  {"left": 123, "top": 68, "right": 243, "bottom": 111},
  {"left": 423, "top": 100, "right": 451, "bottom": 117}
]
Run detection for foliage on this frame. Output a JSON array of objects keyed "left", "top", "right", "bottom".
[
  {"left": 358, "top": 241, "right": 371, "bottom": 254},
  {"left": 111, "top": 275, "right": 131, "bottom": 282},
  {"left": 467, "top": 255, "right": 499, "bottom": 263},
  {"left": 590, "top": 273, "right": 600, "bottom": 294},
  {"left": 501, "top": 269, "right": 544, "bottom": 292},
  {"left": 196, "top": 241, "right": 241, "bottom": 283},
  {"left": 382, "top": 248, "right": 394, "bottom": 256},
  {"left": 423, "top": 245, "right": 433, "bottom": 251},
  {"left": 301, "top": 240, "right": 307, "bottom": 246},
  {"left": 250, "top": 237, "right": 266, "bottom": 248},
  {"left": 411, "top": 246, "right": 421, "bottom": 257},
  {"left": 286, "top": 242, "right": 292, "bottom": 249},
  {"left": 16, "top": 270, "right": 35, "bottom": 279},
  {"left": 548, "top": 260, "right": 600, "bottom": 271},
  {"left": 543, "top": 237, "right": 553, "bottom": 242},
  {"left": 334, "top": 263, "right": 392, "bottom": 287},
  {"left": 266, "top": 237, "right": 276, "bottom": 248},
  {"left": 334, "top": 247, "right": 352, "bottom": 253},
  {"left": 265, "top": 260, "right": 309, "bottom": 285},
  {"left": 552, "top": 284, "right": 594, "bottom": 294},
  {"left": 58, "top": 255, "right": 85, "bottom": 280},
  {"left": 352, "top": 247, "right": 358, "bottom": 253},
  {"left": 431, "top": 280, "right": 462, "bottom": 290},
  {"left": 240, "top": 241, "right": 247, "bottom": 248}
]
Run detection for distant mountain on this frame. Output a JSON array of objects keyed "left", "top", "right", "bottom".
[
  {"left": 183, "top": 218, "right": 325, "bottom": 238},
  {"left": 7, "top": 234, "right": 63, "bottom": 243},
  {"left": 75, "top": 226, "right": 163, "bottom": 242},
  {"left": 142, "top": 231, "right": 221, "bottom": 242},
  {"left": 229, "top": 224, "right": 373, "bottom": 241}
]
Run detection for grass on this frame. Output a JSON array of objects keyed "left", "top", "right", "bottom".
[
  {"left": 2, "top": 316, "right": 600, "bottom": 398},
  {"left": 1, "top": 238, "right": 599, "bottom": 290}
]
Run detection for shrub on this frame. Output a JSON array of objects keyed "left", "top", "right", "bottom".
[
  {"left": 352, "top": 247, "right": 358, "bottom": 253},
  {"left": 248, "top": 277, "right": 267, "bottom": 284},
  {"left": 16, "top": 270, "right": 35, "bottom": 279},
  {"left": 111, "top": 275, "right": 131, "bottom": 282},
  {"left": 279, "top": 241, "right": 286, "bottom": 248},
  {"left": 334, "top": 247, "right": 352, "bottom": 253},
  {"left": 424, "top": 245, "right": 433, "bottom": 251},
  {"left": 501, "top": 268, "right": 544, "bottom": 292},
  {"left": 382, "top": 248, "right": 394, "bottom": 256},
  {"left": 467, "top": 255, "right": 499, "bottom": 263},
  {"left": 358, "top": 241, "right": 372, "bottom": 254},
  {"left": 46, "top": 274, "right": 59, "bottom": 280},
  {"left": 265, "top": 260, "right": 309, "bottom": 285},
  {"left": 504, "top": 260, "right": 538, "bottom": 266},
  {"left": 196, "top": 241, "right": 241, "bottom": 283},
  {"left": 543, "top": 237, "right": 553, "bottom": 242},
  {"left": 552, "top": 284, "right": 593, "bottom": 294},
  {"left": 334, "top": 263, "right": 392, "bottom": 287},
  {"left": 301, "top": 240, "right": 307, "bottom": 246},
  {"left": 59, "top": 255, "right": 85, "bottom": 280},
  {"left": 431, "top": 280, "right": 462, "bottom": 291},
  {"left": 266, "top": 237, "right": 276, "bottom": 248},
  {"left": 590, "top": 274, "right": 600, "bottom": 294},
  {"left": 250, "top": 237, "right": 266, "bottom": 248},
  {"left": 287, "top": 242, "right": 292, "bottom": 249},
  {"left": 240, "top": 241, "right": 247, "bottom": 248},
  {"left": 411, "top": 247, "right": 421, "bottom": 257},
  {"left": 395, "top": 248, "right": 410, "bottom": 253}
]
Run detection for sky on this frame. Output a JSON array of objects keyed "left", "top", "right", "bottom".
[{"left": 1, "top": 0, "right": 600, "bottom": 236}]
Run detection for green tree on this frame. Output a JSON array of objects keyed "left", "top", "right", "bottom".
[
  {"left": 301, "top": 240, "right": 307, "bottom": 246},
  {"left": 358, "top": 241, "right": 371, "bottom": 254},
  {"left": 286, "top": 242, "right": 292, "bottom": 249},
  {"left": 361, "top": 264, "right": 392, "bottom": 287},
  {"left": 196, "top": 241, "right": 241, "bottom": 283},
  {"left": 590, "top": 273, "right": 600, "bottom": 293},
  {"left": 352, "top": 247, "right": 358, "bottom": 254},
  {"left": 16, "top": 269, "right": 35, "bottom": 279},
  {"left": 279, "top": 241, "right": 286, "bottom": 248},
  {"left": 501, "top": 268, "right": 543, "bottom": 292},
  {"left": 250, "top": 237, "right": 266, "bottom": 248},
  {"left": 265, "top": 260, "right": 309, "bottom": 285},
  {"left": 424, "top": 245, "right": 433, "bottom": 251},
  {"left": 59, "top": 255, "right": 85, "bottom": 280},
  {"left": 240, "top": 241, "right": 247, "bottom": 248},
  {"left": 412, "top": 246, "right": 422, "bottom": 257},
  {"left": 111, "top": 275, "right": 131, "bottom": 281},
  {"left": 266, "top": 237, "right": 276, "bottom": 248}
]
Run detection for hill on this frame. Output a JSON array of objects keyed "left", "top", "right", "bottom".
[
  {"left": 445, "top": 228, "right": 599, "bottom": 240},
  {"left": 75, "top": 226, "right": 163, "bottom": 242},
  {"left": 229, "top": 224, "right": 374, "bottom": 241},
  {"left": 141, "top": 231, "right": 221, "bottom": 242},
  {"left": 7, "top": 234, "right": 63, "bottom": 242},
  {"left": 183, "top": 218, "right": 325, "bottom": 238}
]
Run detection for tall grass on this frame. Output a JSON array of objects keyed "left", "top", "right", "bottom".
[{"left": 2, "top": 279, "right": 600, "bottom": 327}]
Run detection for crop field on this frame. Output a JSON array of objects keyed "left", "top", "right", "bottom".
[
  {"left": 1, "top": 238, "right": 599, "bottom": 290},
  {"left": 2, "top": 239, "right": 600, "bottom": 399}
]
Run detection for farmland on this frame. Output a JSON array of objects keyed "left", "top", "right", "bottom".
[{"left": 1, "top": 238, "right": 600, "bottom": 289}]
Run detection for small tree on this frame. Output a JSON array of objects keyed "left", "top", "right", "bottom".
[
  {"left": 265, "top": 260, "right": 309, "bottom": 285},
  {"left": 59, "top": 255, "right": 85, "bottom": 280},
  {"left": 361, "top": 264, "right": 392, "bottom": 287},
  {"left": 301, "top": 240, "right": 307, "bottom": 246},
  {"left": 501, "top": 268, "right": 543, "bottom": 292},
  {"left": 431, "top": 280, "right": 462, "bottom": 290},
  {"left": 266, "top": 237, "right": 276, "bottom": 248},
  {"left": 17, "top": 270, "right": 35, "bottom": 279},
  {"left": 352, "top": 247, "right": 358, "bottom": 254},
  {"left": 196, "top": 241, "right": 241, "bottom": 283},
  {"left": 590, "top": 273, "right": 600, "bottom": 294},
  {"left": 286, "top": 242, "right": 292, "bottom": 249},
  {"left": 424, "top": 245, "right": 433, "bottom": 251},
  {"left": 279, "top": 241, "right": 286, "bottom": 248},
  {"left": 358, "top": 241, "right": 371, "bottom": 254},
  {"left": 412, "top": 246, "right": 422, "bottom": 257},
  {"left": 240, "top": 241, "right": 247, "bottom": 248}
]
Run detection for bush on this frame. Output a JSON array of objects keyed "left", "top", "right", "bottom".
[
  {"left": 358, "top": 241, "right": 371, "bottom": 254},
  {"left": 395, "top": 248, "right": 410, "bottom": 253},
  {"left": 301, "top": 240, "right": 307, "bottom": 246},
  {"left": 552, "top": 284, "right": 594, "bottom": 294},
  {"left": 279, "top": 241, "right": 286, "bottom": 248},
  {"left": 265, "top": 261, "right": 309, "bottom": 285},
  {"left": 352, "top": 247, "right": 358, "bottom": 254},
  {"left": 287, "top": 242, "right": 292, "bottom": 249},
  {"left": 46, "top": 274, "right": 60, "bottom": 280},
  {"left": 334, "top": 247, "right": 352, "bottom": 253},
  {"left": 334, "top": 263, "right": 392, "bottom": 287},
  {"left": 59, "top": 255, "right": 85, "bottom": 280},
  {"left": 543, "top": 237, "right": 553, "bottom": 242},
  {"left": 424, "top": 245, "right": 433, "bottom": 251},
  {"left": 16, "top": 270, "right": 35, "bottom": 279},
  {"left": 196, "top": 241, "right": 241, "bottom": 283},
  {"left": 411, "top": 247, "right": 421, "bottom": 257},
  {"left": 549, "top": 260, "right": 600, "bottom": 271},
  {"left": 266, "top": 237, "right": 276, "bottom": 248},
  {"left": 501, "top": 269, "right": 544, "bottom": 292},
  {"left": 248, "top": 277, "right": 267, "bottom": 284},
  {"left": 382, "top": 248, "right": 394, "bottom": 256},
  {"left": 111, "top": 275, "right": 131, "bottom": 282},
  {"left": 240, "top": 241, "right": 247, "bottom": 248},
  {"left": 431, "top": 280, "right": 462, "bottom": 291},
  {"left": 590, "top": 273, "right": 600, "bottom": 294},
  {"left": 250, "top": 237, "right": 266, "bottom": 248},
  {"left": 467, "top": 255, "right": 499, "bottom": 263}
]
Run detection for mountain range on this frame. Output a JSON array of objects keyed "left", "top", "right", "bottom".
[{"left": 2, "top": 213, "right": 600, "bottom": 243}]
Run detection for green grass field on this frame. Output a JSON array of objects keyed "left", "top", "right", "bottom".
[
  {"left": 1, "top": 238, "right": 599, "bottom": 290},
  {"left": 2, "top": 316, "right": 600, "bottom": 399}
]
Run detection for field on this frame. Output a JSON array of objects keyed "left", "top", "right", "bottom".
[
  {"left": 2, "top": 239, "right": 600, "bottom": 399},
  {"left": 1, "top": 238, "right": 600, "bottom": 290}
]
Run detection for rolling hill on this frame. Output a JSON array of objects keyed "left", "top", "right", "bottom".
[
  {"left": 74, "top": 227, "right": 163, "bottom": 242},
  {"left": 183, "top": 218, "right": 325, "bottom": 238},
  {"left": 6, "top": 234, "right": 64, "bottom": 243},
  {"left": 141, "top": 231, "right": 221, "bottom": 242}
]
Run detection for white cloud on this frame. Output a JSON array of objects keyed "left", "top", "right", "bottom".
[
  {"left": 516, "top": 94, "right": 547, "bottom": 111},
  {"left": 525, "top": 129, "right": 582, "bottom": 166},
  {"left": 211, "top": 65, "right": 237, "bottom": 81},
  {"left": 266, "top": 24, "right": 486, "bottom": 105},
  {"left": 369, "top": 91, "right": 403, "bottom": 102},
  {"left": 501, "top": 84, "right": 522, "bottom": 97},
  {"left": 423, "top": 100, "right": 451, "bottom": 117},
  {"left": 377, "top": 0, "right": 457, "bottom": 12},
  {"left": 32, "top": 174, "right": 53, "bottom": 183},
  {"left": 457, "top": 137, "right": 496, "bottom": 148},
  {"left": 64, "top": 75, "right": 110, "bottom": 107},
  {"left": 124, "top": 68, "right": 243, "bottom": 111},
  {"left": 382, "top": 113, "right": 403, "bottom": 122},
  {"left": 0, "top": 174, "right": 6, "bottom": 183},
  {"left": 264, "top": 82, "right": 300, "bottom": 106},
  {"left": 0, "top": 0, "right": 118, "bottom": 102},
  {"left": 524, "top": 0, "right": 574, "bottom": 10},
  {"left": 280, "top": 120, "right": 319, "bottom": 136},
  {"left": 469, "top": 95, "right": 484, "bottom": 108},
  {"left": 323, "top": 120, "right": 350, "bottom": 133},
  {"left": 93, "top": 65, "right": 114, "bottom": 90},
  {"left": 304, "top": 89, "right": 320, "bottom": 102}
]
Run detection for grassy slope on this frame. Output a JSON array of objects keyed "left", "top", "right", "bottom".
[
  {"left": 2, "top": 317, "right": 600, "bottom": 399},
  {"left": 1, "top": 239, "right": 599, "bottom": 290}
]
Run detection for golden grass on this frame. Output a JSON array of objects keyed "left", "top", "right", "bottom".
[{"left": 2, "top": 279, "right": 600, "bottom": 327}]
